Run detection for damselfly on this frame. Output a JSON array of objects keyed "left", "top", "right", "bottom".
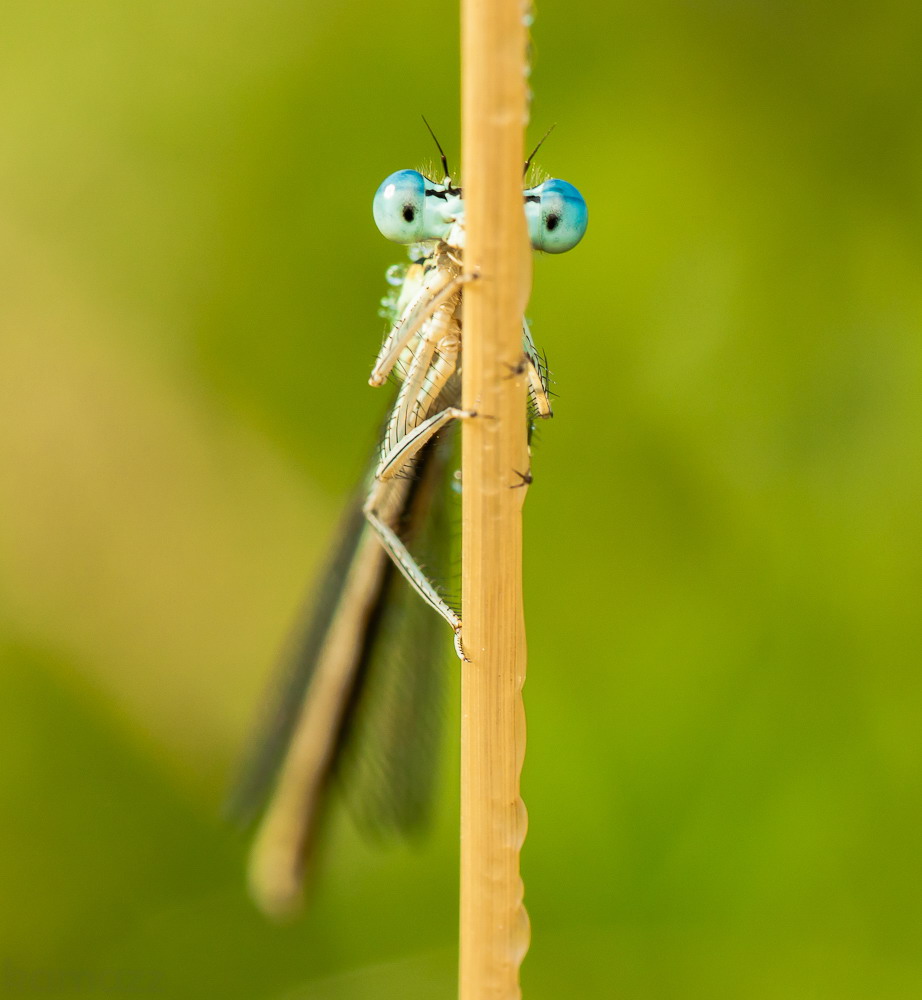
[{"left": 233, "top": 139, "right": 587, "bottom": 918}]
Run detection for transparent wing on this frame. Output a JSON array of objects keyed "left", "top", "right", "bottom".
[
  {"left": 227, "top": 481, "right": 372, "bottom": 829},
  {"left": 335, "top": 427, "right": 457, "bottom": 837},
  {"left": 228, "top": 421, "right": 457, "bottom": 852}
]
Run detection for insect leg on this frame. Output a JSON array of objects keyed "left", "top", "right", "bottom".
[
  {"left": 523, "top": 319, "right": 553, "bottom": 418},
  {"left": 370, "top": 271, "right": 462, "bottom": 386},
  {"left": 364, "top": 406, "right": 473, "bottom": 633},
  {"left": 375, "top": 405, "right": 471, "bottom": 482}
]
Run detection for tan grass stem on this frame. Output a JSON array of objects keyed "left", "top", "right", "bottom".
[{"left": 459, "top": 0, "right": 532, "bottom": 995}]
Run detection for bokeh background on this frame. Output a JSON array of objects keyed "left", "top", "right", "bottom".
[{"left": 2, "top": 2, "right": 921, "bottom": 997}]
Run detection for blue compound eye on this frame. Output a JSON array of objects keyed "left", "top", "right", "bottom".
[
  {"left": 373, "top": 170, "right": 428, "bottom": 243},
  {"left": 524, "top": 178, "right": 588, "bottom": 253}
]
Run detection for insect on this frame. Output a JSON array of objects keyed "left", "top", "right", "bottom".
[{"left": 232, "top": 138, "right": 588, "bottom": 918}]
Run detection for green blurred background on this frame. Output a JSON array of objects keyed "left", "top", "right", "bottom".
[{"left": 2, "top": 1, "right": 921, "bottom": 997}]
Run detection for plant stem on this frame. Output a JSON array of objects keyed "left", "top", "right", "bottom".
[{"left": 459, "top": 0, "right": 532, "bottom": 996}]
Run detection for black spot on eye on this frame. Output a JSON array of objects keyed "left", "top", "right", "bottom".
[
  {"left": 403, "top": 205, "right": 416, "bottom": 223},
  {"left": 546, "top": 213, "right": 560, "bottom": 232}
]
